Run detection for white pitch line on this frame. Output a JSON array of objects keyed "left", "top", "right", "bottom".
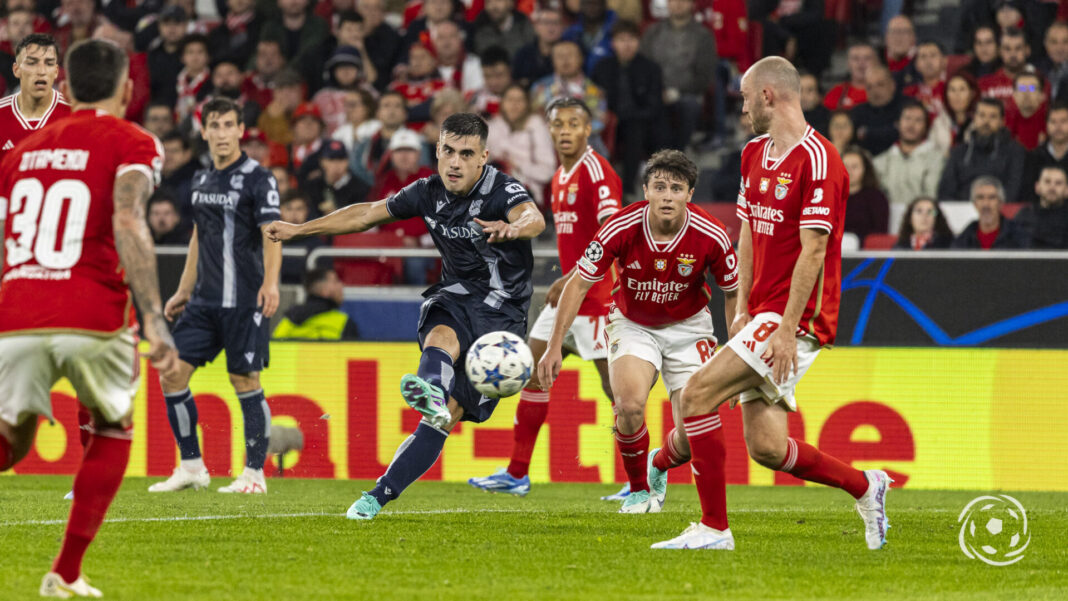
[{"left": 0, "top": 507, "right": 528, "bottom": 528}]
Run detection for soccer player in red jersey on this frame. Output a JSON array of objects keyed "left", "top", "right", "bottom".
[
  {"left": 0, "top": 33, "right": 71, "bottom": 161},
  {"left": 0, "top": 39, "right": 179, "bottom": 596},
  {"left": 539, "top": 149, "right": 739, "bottom": 514},
  {"left": 653, "top": 57, "right": 892, "bottom": 551},
  {"left": 468, "top": 97, "right": 621, "bottom": 497}
]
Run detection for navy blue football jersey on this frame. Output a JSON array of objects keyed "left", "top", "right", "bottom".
[
  {"left": 189, "top": 153, "right": 281, "bottom": 308},
  {"left": 386, "top": 165, "right": 536, "bottom": 315}
]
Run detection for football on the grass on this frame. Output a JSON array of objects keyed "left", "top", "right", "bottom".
[{"left": 465, "top": 331, "right": 534, "bottom": 398}]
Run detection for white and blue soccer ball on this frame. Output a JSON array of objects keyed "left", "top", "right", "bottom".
[{"left": 465, "top": 331, "right": 534, "bottom": 399}]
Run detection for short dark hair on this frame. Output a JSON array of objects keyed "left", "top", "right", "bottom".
[
  {"left": 179, "top": 33, "right": 210, "bottom": 56},
  {"left": 148, "top": 190, "right": 179, "bottom": 211},
  {"left": 643, "top": 149, "right": 698, "bottom": 190},
  {"left": 15, "top": 33, "right": 58, "bottom": 59},
  {"left": 1013, "top": 69, "right": 1043, "bottom": 87},
  {"left": 161, "top": 131, "right": 191, "bottom": 151},
  {"left": 281, "top": 189, "right": 309, "bottom": 207},
  {"left": 1048, "top": 101, "right": 1068, "bottom": 119},
  {"left": 917, "top": 39, "right": 945, "bottom": 54},
  {"left": 545, "top": 96, "right": 592, "bottom": 121},
  {"left": 303, "top": 266, "right": 336, "bottom": 292},
  {"left": 200, "top": 97, "right": 243, "bottom": 126},
  {"left": 898, "top": 98, "right": 929, "bottom": 126},
  {"left": 1002, "top": 26, "right": 1028, "bottom": 45},
  {"left": 65, "top": 39, "right": 129, "bottom": 103},
  {"left": 610, "top": 19, "right": 640, "bottom": 39},
  {"left": 797, "top": 69, "right": 821, "bottom": 92},
  {"left": 1039, "top": 164, "right": 1068, "bottom": 180},
  {"left": 338, "top": 10, "right": 363, "bottom": 26},
  {"left": 440, "top": 112, "right": 489, "bottom": 145},
  {"left": 479, "top": 46, "right": 511, "bottom": 68},
  {"left": 978, "top": 97, "right": 1005, "bottom": 117}
]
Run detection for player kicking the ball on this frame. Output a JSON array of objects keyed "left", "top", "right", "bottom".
[
  {"left": 653, "top": 57, "right": 892, "bottom": 551},
  {"left": 0, "top": 39, "right": 179, "bottom": 597},
  {"left": 539, "top": 150, "right": 739, "bottom": 514},
  {"left": 266, "top": 113, "right": 545, "bottom": 520},
  {"left": 468, "top": 97, "right": 620, "bottom": 497}
]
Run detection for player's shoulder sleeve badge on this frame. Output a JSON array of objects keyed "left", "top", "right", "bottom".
[{"left": 584, "top": 240, "right": 604, "bottom": 262}]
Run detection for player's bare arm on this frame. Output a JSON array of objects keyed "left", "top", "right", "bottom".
[
  {"left": 474, "top": 202, "right": 546, "bottom": 243},
  {"left": 259, "top": 229, "right": 282, "bottom": 317},
  {"left": 730, "top": 222, "right": 755, "bottom": 338},
  {"left": 165, "top": 226, "right": 199, "bottom": 321},
  {"left": 265, "top": 198, "right": 395, "bottom": 242},
  {"left": 763, "top": 227, "right": 828, "bottom": 384},
  {"left": 537, "top": 272, "right": 594, "bottom": 388},
  {"left": 112, "top": 170, "right": 178, "bottom": 376}
]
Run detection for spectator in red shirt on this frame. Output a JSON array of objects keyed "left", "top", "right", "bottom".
[
  {"left": 241, "top": 127, "right": 272, "bottom": 166},
  {"left": 903, "top": 40, "right": 947, "bottom": 118},
  {"left": 884, "top": 15, "right": 917, "bottom": 77},
  {"left": 979, "top": 27, "right": 1032, "bottom": 101},
  {"left": 243, "top": 39, "right": 287, "bottom": 110},
  {"left": 289, "top": 102, "right": 328, "bottom": 174},
  {"left": 389, "top": 41, "right": 447, "bottom": 128},
  {"left": 174, "top": 33, "right": 212, "bottom": 123},
  {"left": 1005, "top": 70, "right": 1049, "bottom": 150},
  {"left": 374, "top": 129, "right": 436, "bottom": 284},
  {"left": 468, "top": 46, "right": 513, "bottom": 118},
  {"left": 952, "top": 175, "right": 1027, "bottom": 249},
  {"left": 824, "top": 41, "right": 875, "bottom": 110},
  {"left": 53, "top": 0, "right": 100, "bottom": 58}
]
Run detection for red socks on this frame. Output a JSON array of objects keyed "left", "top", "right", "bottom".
[
  {"left": 683, "top": 414, "right": 729, "bottom": 530},
  {"left": 506, "top": 388, "right": 549, "bottom": 479},
  {"left": 779, "top": 437, "right": 869, "bottom": 499},
  {"left": 0, "top": 435, "right": 11, "bottom": 471},
  {"left": 652, "top": 427, "right": 689, "bottom": 471},
  {"left": 52, "top": 429, "right": 132, "bottom": 583},
  {"left": 614, "top": 420, "right": 650, "bottom": 493},
  {"left": 77, "top": 406, "right": 92, "bottom": 449}
]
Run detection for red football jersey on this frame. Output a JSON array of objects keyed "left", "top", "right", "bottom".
[
  {"left": 577, "top": 201, "right": 738, "bottom": 328},
  {"left": 0, "top": 109, "right": 163, "bottom": 335},
  {"left": 551, "top": 147, "right": 622, "bottom": 316},
  {"left": 0, "top": 91, "right": 71, "bottom": 162},
  {"left": 736, "top": 126, "right": 846, "bottom": 345}
]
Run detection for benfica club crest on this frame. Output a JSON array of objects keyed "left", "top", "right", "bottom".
[
  {"left": 775, "top": 176, "right": 793, "bottom": 200},
  {"left": 567, "top": 183, "right": 578, "bottom": 205},
  {"left": 654, "top": 258, "right": 667, "bottom": 271},
  {"left": 759, "top": 177, "right": 770, "bottom": 194},
  {"left": 676, "top": 254, "right": 696, "bottom": 276}
]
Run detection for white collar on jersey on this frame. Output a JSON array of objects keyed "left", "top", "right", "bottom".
[
  {"left": 641, "top": 204, "right": 689, "bottom": 253},
  {"left": 556, "top": 146, "right": 593, "bottom": 185},
  {"left": 761, "top": 126, "right": 815, "bottom": 172},
  {"left": 9, "top": 89, "right": 60, "bottom": 130}
]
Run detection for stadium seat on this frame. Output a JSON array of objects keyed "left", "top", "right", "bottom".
[
  {"left": 842, "top": 232, "right": 860, "bottom": 251},
  {"left": 1002, "top": 202, "right": 1025, "bottom": 219},
  {"left": 331, "top": 232, "right": 405, "bottom": 285},
  {"left": 863, "top": 233, "right": 899, "bottom": 250}
]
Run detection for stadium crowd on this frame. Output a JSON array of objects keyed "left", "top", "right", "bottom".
[{"left": 4, "top": 0, "right": 1068, "bottom": 286}]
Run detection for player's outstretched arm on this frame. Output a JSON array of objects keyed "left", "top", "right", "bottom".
[
  {"left": 112, "top": 171, "right": 179, "bottom": 376},
  {"left": 730, "top": 222, "right": 755, "bottom": 338},
  {"left": 763, "top": 227, "right": 829, "bottom": 384},
  {"left": 259, "top": 229, "right": 282, "bottom": 317},
  {"left": 264, "top": 198, "right": 395, "bottom": 242},
  {"left": 165, "top": 226, "right": 199, "bottom": 322},
  {"left": 474, "top": 203, "right": 546, "bottom": 243},
  {"left": 537, "top": 273, "right": 594, "bottom": 389}
]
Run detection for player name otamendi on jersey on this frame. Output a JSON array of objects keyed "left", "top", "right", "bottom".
[{"left": 18, "top": 148, "right": 90, "bottom": 171}]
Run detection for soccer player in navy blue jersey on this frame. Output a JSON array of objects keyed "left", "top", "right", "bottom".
[
  {"left": 267, "top": 113, "right": 546, "bottom": 519},
  {"left": 149, "top": 97, "right": 282, "bottom": 495}
]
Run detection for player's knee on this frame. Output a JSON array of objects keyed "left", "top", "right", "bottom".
[
  {"left": 229, "top": 372, "right": 260, "bottom": 392},
  {"left": 613, "top": 396, "right": 645, "bottom": 425},
  {"left": 745, "top": 432, "right": 785, "bottom": 468}
]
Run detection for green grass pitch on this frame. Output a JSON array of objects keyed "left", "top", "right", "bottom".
[{"left": 2, "top": 476, "right": 1066, "bottom": 600}]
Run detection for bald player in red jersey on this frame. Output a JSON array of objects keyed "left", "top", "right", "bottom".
[
  {"left": 469, "top": 97, "right": 621, "bottom": 497},
  {"left": 0, "top": 40, "right": 179, "bottom": 598},
  {"left": 0, "top": 33, "right": 71, "bottom": 162},
  {"left": 539, "top": 149, "right": 739, "bottom": 515},
  {"left": 653, "top": 57, "right": 892, "bottom": 552}
]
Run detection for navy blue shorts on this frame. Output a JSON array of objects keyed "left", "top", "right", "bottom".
[
  {"left": 417, "top": 289, "right": 527, "bottom": 423},
  {"left": 172, "top": 304, "right": 271, "bottom": 374}
]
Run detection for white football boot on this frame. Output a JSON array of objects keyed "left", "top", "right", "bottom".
[
  {"left": 855, "top": 469, "right": 893, "bottom": 549},
  {"left": 619, "top": 489, "right": 662, "bottom": 513},
  {"left": 651, "top": 522, "right": 735, "bottom": 550},
  {"left": 39, "top": 572, "right": 102, "bottom": 598},
  {"left": 147, "top": 465, "right": 210, "bottom": 492},
  {"left": 218, "top": 468, "right": 267, "bottom": 494}
]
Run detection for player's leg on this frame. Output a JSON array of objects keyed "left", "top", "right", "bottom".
[
  {"left": 0, "top": 335, "right": 58, "bottom": 472},
  {"left": 217, "top": 371, "right": 271, "bottom": 494},
  {"left": 348, "top": 398, "right": 466, "bottom": 520},
  {"left": 610, "top": 355, "right": 659, "bottom": 513},
  {"left": 0, "top": 417, "right": 41, "bottom": 472},
  {"left": 592, "top": 356, "right": 633, "bottom": 500},
  {"left": 399, "top": 323, "right": 462, "bottom": 428},
  {"left": 469, "top": 336, "right": 557, "bottom": 494},
  {"left": 43, "top": 333, "right": 139, "bottom": 597}
]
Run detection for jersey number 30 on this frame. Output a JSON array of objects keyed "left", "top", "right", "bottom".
[{"left": 5, "top": 178, "right": 91, "bottom": 269}]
